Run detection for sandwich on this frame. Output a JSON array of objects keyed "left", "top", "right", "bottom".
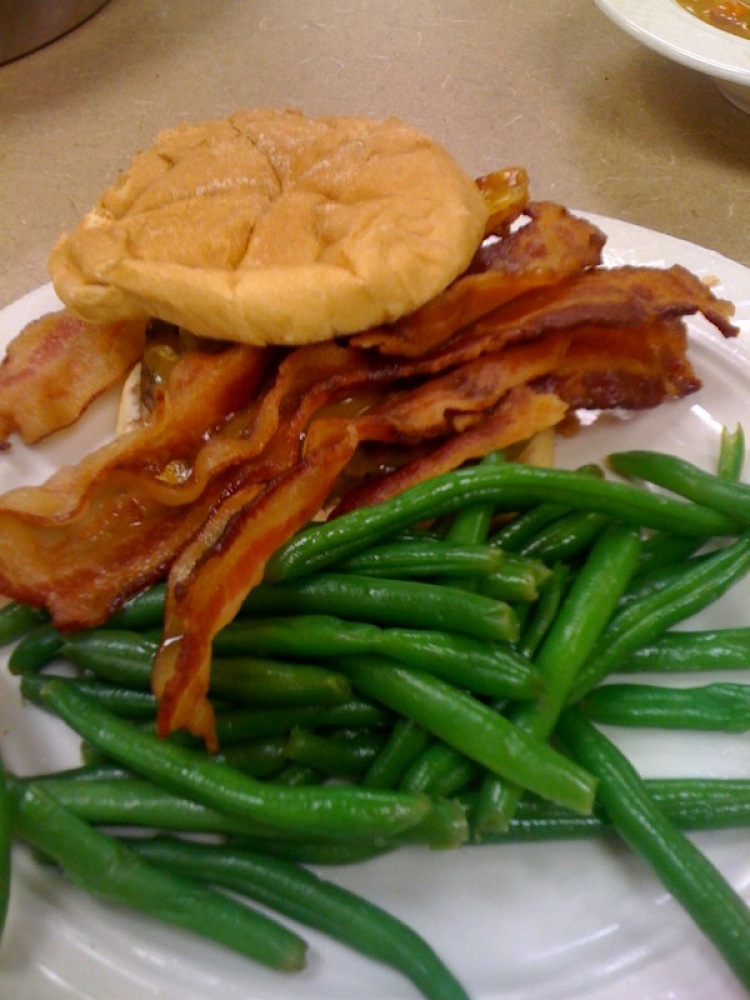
[{"left": 0, "top": 109, "right": 738, "bottom": 747}]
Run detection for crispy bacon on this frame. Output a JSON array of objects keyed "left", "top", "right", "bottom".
[
  {"left": 0, "top": 345, "right": 269, "bottom": 624},
  {"left": 0, "top": 195, "right": 740, "bottom": 745},
  {"left": 153, "top": 426, "right": 362, "bottom": 748},
  {"left": 0, "top": 310, "right": 146, "bottom": 447},
  {"left": 543, "top": 318, "right": 701, "bottom": 411},
  {"left": 334, "top": 386, "right": 568, "bottom": 515},
  {"left": 351, "top": 202, "right": 606, "bottom": 357}
]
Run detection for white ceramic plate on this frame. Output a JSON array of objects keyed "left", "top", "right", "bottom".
[
  {"left": 594, "top": 0, "right": 750, "bottom": 112},
  {"left": 1, "top": 215, "right": 750, "bottom": 1000}
]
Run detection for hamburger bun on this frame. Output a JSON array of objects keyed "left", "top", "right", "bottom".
[{"left": 48, "top": 109, "right": 488, "bottom": 346}]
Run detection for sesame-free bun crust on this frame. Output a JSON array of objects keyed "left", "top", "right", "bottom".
[{"left": 48, "top": 110, "right": 488, "bottom": 346}]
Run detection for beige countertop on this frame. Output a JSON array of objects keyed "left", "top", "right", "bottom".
[{"left": 0, "top": 0, "right": 748, "bottom": 312}]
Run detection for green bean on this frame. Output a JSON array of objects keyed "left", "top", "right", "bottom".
[
  {"left": 718, "top": 424, "right": 745, "bottom": 482},
  {"left": 34, "top": 679, "right": 432, "bottom": 841},
  {"left": 62, "top": 629, "right": 156, "bottom": 687},
  {"left": 270, "top": 764, "right": 320, "bottom": 787},
  {"left": 32, "top": 762, "right": 131, "bottom": 783},
  {"left": 468, "top": 777, "right": 750, "bottom": 842},
  {"left": 399, "top": 743, "right": 478, "bottom": 798},
  {"left": 557, "top": 706, "right": 750, "bottom": 990},
  {"left": 129, "top": 837, "right": 471, "bottom": 1000},
  {"left": 284, "top": 728, "right": 384, "bottom": 780},
  {"left": 10, "top": 779, "right": 307, "bottom": 971},
  {"left": 631, "top": 532, "right": 703, "bottom": 579},
  {"left": 132, "top": 701, "right": 390, "bottom": 749},
  {"left": 224, "top": 839, "right": 391, "bottom": 866},
  {"left": 336, "top": 656, "right": 597, "bottom": 814},
  {"left": 211, "top": 658, "right": 351, "bottom": 707},
  {"left": 214, "top": 700, "right": 391, "bottom": 744},
  {"left": 63, "top": 629, "right": 354, "bottom": 708},
  {"left": 0, "top": 757, "right": 10, "bottom": 943},
  {"left": 619, "top": 628, "right": 750, "bottom": 673},
  {"left": 618, "top": 548, "right": 715, "bottom": 609},
  {"left": 8, "top": 623, "right": 63, "bottom": 674},
  {"left": 445, "top": 450, "right": 504, "bottom": 547},
  {"left": 341, "top": 543, "right": 551, "bottom": 604},
  {"left": 21, "top": 674, "right": 157, "bottom": 719},
  {"left": 473, "top": 524, "right": 641, "bottom": 836},
  {"left": 333, "top": 539, "right": 509, "bottom": 579},
  {"left": 22, "top": 776, "right": 286, "bottom": 836},
  {"left": 570, "top": 532, "right": 750, "bottom": 702},
  {"left": 265, "top": 464, "right": 735, "bottom": 583},
  {"left": 217, "top": 615, "right": 539, "bottom": 701},
  {"left": 216, "top": 739, "right": 288, "bottom": 778},
  {"left": 645, "top": 777, "right": 750, "bottom": 828},
  {"left": 490, "top": 504, "right": 570, "bottom": 551},
  {"left": 582, "top": 681, "right": 750, "bottom": 731},
  {"left": 515, "top": 510, "right": 612, "bottom": 563},
  {"left": 488, "top": 465, "right": 605, "bottom": 552},
  {"left": 608, "top": 448, "right": 750, "bottom": 525},
  {"left": 516, "top": 563, "right": 570, "bottom": 660},
  {"left": 107, "top": 582, "right": 168, "bottom": 630},
  {"left": 242, "top": 574, "right": 520, "bottom": 643},
  {"left": 473, "top": 555, "right": 551, "bottom": 602},
  {"left": 0, "top": 601, "right": 48, "bottom": 647},
  {"left": 361, "top": 719, "right": 431, "bottom": 789}
]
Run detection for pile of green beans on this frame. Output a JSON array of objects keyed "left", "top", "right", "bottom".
[{"left": 3, "top": 436, "right": 750, "bottom": 996}]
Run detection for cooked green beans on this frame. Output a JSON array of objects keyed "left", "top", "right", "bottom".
[
  {"left": 21, "top": 673, "right": 158, "bottom": 719},
  {"left": 609, "top": 448, "right": 750, "bottom": 525},
  {"left": 10, "top": 779, "right": 307, "bottom": 971},
  {"left": 557, "top": 706, "right": 750, "bottom": 990},
  {"left": 516, "top": 563, "right": 570, "bottom": 660},
  {"left": 34, "top": 679, "right": 432, "bottom": 841},
  {"left": 60, "top": 629, "right": 156, "bottom": 685},
  {"left": 718, "top": 424, "right": 745, "bottom": 482},
  {"left": 213, "top": 700, "right": 391, "bottom": 745},
  {"left": 336, "top": 655, "right": 597, "bottom": 814},
  {"left": 129, "top": 837, "right": 471, "bottom": 1000},
  {"left": 399, "top": 743, "right": 478, "bottom": 798},
  {"left": 473, "top": 524, "right": 641, "bottom": 836},
  {"left": 6, "top": 436, "right": 750, "bottom": 997},
  {"left": 515, "top": 510, "right": 612, "bottom": 563},
  {"left": 8, "top": 623, "right": 63, "bottom": 673},
  {"left": 582, "top": 681, "right": 750, "bottom": 731},
  {"left": 216, "top": 615, "right": 541, "bottom": 700},
  {"left": 333, "top": 539, "right": 509, "bottom": 578},
  {"left": 469, "top": 777, "right": 750, "bottom": 842},
  {"left": 361, "top": 719, "right": 431, "bottom": 789},
  {"left": 619, "top": 628, "right": 750, "bottom": 673},
  {"left": 266, "top": 463, "right": 736, "bottom": 583},
  {"left": 284, "top": 727, "right": 384, "bottom": 779},
  {"left": 0, "top": 601, "right": 47, "bottom": 646},
  {"left": 569, "top": 532, "right": 750, "bottom": 702},
  {"left": 242, "top": 574, "right": 520, "bottom": 642}
]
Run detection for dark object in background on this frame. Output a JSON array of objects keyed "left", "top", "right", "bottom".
[{"left": 0, "top": 0, "right": 110, "bottom": 65}]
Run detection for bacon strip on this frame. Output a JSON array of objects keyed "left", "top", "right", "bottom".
[
  {"left": 152, "top": 427, "right": 361, "bottom": 748},
  {"left": 544, "top": 318, "right": 701, "bottom": 411},
  {"left": 351, "top": 202, "right": 606, "bottom": 356},
  {"left": 0, "top": 310, "right": 146, "bottom": 446},
  {"left": 0, "top": 197, "right": 740, "bottom": 745},
  {"left": 0, "top": 345, "right": 269, "bottom": 624},
  {"left": 334, "top": 386, "right": 568, "bottom": 515}
]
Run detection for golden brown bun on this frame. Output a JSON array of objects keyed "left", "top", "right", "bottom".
[{"left": 48, "top": 110, "right": 488, "bottom": 346}]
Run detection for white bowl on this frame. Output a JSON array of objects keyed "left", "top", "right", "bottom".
[{"left": 595, "top": 0, "right": 750, "bottom": 113}]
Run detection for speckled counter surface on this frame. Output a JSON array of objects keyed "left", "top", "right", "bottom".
[{"left": 1, "top": 0, "right": 748, "bottom": 311}]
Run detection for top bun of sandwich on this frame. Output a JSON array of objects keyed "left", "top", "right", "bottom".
[{"left": 48, "top": 109, "right": 488, "bottom": 346}]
